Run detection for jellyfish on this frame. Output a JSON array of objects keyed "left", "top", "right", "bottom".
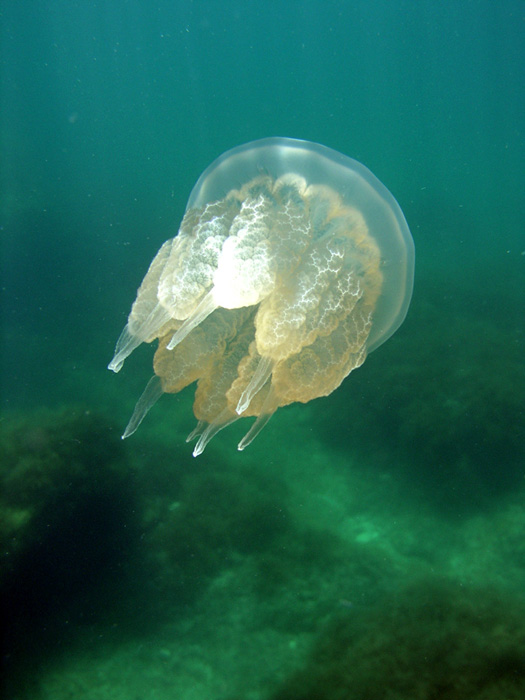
[{"left": 108, "top": 138, "right": 414, "bottom": 456}]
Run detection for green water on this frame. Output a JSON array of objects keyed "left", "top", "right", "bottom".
[{"left": 1, "top": 1, "right": 524, "bottom": 698}]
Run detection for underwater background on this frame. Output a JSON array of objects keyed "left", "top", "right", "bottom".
[{"left": 1, "top": 1, "right": 524, "bottom": 698}]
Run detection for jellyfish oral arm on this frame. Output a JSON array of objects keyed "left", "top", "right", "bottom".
[
  {"left": 236, "top": 355, "right": 274, "bottom": 415},
  {"left": 108, "top": 301, "right": 172, "bottom": 373},
  {"left": 166, "top": 290, "right": 218, "bottom": 350},
  {"left": 121, "top": 376, "right": 163, "bottom": 439}
]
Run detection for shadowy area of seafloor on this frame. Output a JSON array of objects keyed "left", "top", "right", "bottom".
[
  {"left": 0, "top": 408, "right": 147, "bottom": 697},
  {"left": 268, "top": 577, "right": 525, "bottom": 700}
]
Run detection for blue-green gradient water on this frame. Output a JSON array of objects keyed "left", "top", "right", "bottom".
[{"left": 1, "top": 2, "right": 524, "bottom": 698}]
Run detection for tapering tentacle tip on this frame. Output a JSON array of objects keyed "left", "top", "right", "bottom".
[{"left": 108, "top": 358, "right": 123, "bottom": 373}]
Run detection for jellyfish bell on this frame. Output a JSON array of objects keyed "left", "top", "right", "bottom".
[{"left": 108, "top": 137, "right": 415, "bottom": 456}]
